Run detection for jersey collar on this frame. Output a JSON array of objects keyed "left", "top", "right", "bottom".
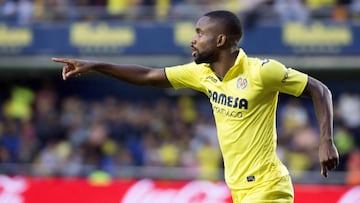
[{"left": 234, "top": 48, "right": 246, "bottom": 66}]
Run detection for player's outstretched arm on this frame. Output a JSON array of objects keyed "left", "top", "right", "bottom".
[
  {"left": 52, "top": 57, "right": 172, "bottom": 88},
  {"left": 301, "top": 76, "right": 339, "bottom": 178}
]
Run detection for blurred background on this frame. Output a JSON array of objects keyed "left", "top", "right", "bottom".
[{"left": 0, "top": 0, "right": 360, "bottom": 202}]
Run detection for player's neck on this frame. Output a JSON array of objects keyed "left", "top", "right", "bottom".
[{"left": 210, "top": 50, "right": 239, "bottom": 80}]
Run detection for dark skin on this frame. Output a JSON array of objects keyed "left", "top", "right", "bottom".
[
  {"left": 301, "top": 77, "right": 339, "bottom": 177},
  {"left": 52, "top": 15, "right": 339, "bottom": 178}
]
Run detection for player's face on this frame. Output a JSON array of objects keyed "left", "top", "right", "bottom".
[{"left": 191, "top": 16, "right": 219, "bottom": 64}]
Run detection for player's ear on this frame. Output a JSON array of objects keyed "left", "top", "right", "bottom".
[{"left": 216, "top": 34, "right": 226, "bottom": 47}]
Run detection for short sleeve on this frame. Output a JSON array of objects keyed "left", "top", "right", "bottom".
[
  {"left": 165, "top": 62, "right": 206, "bottom": 93},
  {"left": 259, "top": 59, "right": 308, "bottom": 96}
]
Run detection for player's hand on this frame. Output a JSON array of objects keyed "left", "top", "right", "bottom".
[
  {"left": 319, "top": 140, "right": 339, "bottom": 178},
  {"left": 52, "top": 57, "right": 93, "bottom": 80}
]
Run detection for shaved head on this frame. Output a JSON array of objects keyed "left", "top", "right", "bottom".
[{"left": 203, "top": 10, "right": 243, "bottom": 45}]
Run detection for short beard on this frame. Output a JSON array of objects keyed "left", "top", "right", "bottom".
[{"left": 194, "top": 51, "right": 217, "bottom": 64}]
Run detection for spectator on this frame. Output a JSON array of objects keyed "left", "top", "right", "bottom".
[
  {"left": 157, "top": 134, "right": 180, "bottom": 167},
  {"left": 0, "top": 119, "right": 21, "bottom": 163},
  {"left": 345, "top": 147, "right": 360, "bottom": 185},
  {"left": 33, "top": 0, "right": 70, "bottom": 22},
  {"left": 142, "top": 131, "right": 161, "bottom": 166},
  {"left": 0, "top": 77, "right": 356, "bottom": 183},
  {"left": 274, "top": 0, "right": 310, "bottom": 23},
  {"left": 171, "top": 0, "right": 205, "bottom": 20},
  {"left": 17, "top": 0, "right": 33, "bottom": 25},
  {"left": 286, "top": 124, "right": 319, "bottom": 177},
  {"left": 2, "top": 86, "right": 34, "bottom": 122},
  {"left": 238, "top": 0, "right": 275, "bottom": 28},
  {"left": 155, "top": 0, "right": 170, "bottom": 20},
  {"left": 350, "top": 0, "right": 360, "bottom": 18},
  {"left": 305, "top": 0, "right": 336, "bottom": 20},
  {"left": 178, "top": 132, "right": 197, "bottom": 177},
  {"left": 18, "top": 119, "right": 38, "bottom": 163},
  {"left": 332, "top": 0, "right": 351, "bottom": 22},
  {"left": 334, "top": 124, "right": 355, "bottom": 171},
  {"left": 279, "top": 98, "right": 310, "bottom": 136},
  {"left": 196, "top": 136, "right": 222, "bottom": 180},
  {"left": 34, "top": 140, "right": 62, "bottom": 176},
  {"left": 60, "top": 146, "right": 84, "bottom": 176},
  {"left": 0, "top": 0, "right": 17, "bottom": 23},
  {"left": 337, "top": 92, "right": 360, "bottom": 144}
]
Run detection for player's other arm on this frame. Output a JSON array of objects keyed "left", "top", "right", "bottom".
[
  {"left": 52, "top": 57, "right": 172, "bottom": 88},
  {"left": 301, "top": 76, "right": 339, "bottom": 177}
]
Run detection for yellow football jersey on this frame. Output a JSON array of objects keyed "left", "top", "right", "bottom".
[{"left": 165, "top": 49, "right": 308, "bottom": 190}]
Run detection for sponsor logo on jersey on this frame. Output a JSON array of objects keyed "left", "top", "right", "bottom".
[
  {"left": 261, "top": 59, "right": 270, "bottom": 66},
  {"left": 206, "top": 75, "right": 218, "bottom": 83},
  {"left": 208, "top": 90, "right": 248, "bottom": 110},
  {"left": 281, "top": 69, "right": 289, "bottom": 83}
]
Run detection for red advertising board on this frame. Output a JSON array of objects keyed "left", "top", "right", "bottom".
[{"left": 0, "top": 175, "right": 358, "bottom": 203}]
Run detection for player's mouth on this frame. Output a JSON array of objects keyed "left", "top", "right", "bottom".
[
  {"left": 191, "top": 46, "right": 198, "bottom": 57},
  {"left": 192, "top": 51, "right": 197, "bottom": 57}
]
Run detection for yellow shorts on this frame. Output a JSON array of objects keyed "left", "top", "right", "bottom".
[{"left": 231, "top": 175, "right": 294, "bottom": 203}]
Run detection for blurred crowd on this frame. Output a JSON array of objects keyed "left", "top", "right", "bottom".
[
  {"left": 1, "top": 0, "right": 360, "bottom": 25},
  {"left": 0, "top": 80, "right": 359, "bottom": 184}
]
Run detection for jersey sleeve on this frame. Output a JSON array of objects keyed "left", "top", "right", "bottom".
[
  {"left": 259, "top": 59, "right": 308, "bottom": 97},
  {"left": 165, "top": 62, "right": 206, "bottom": 93}
]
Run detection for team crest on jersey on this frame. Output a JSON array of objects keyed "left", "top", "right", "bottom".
[{"left": 236, "top": 77, "right": 248, "bottom": 89}]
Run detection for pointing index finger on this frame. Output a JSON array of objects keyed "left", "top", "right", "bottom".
[
  {"left": 52, "top": 57, "right": 72, "bottom": 64},
  {"left": 321, "top": 164, "right": 328, "bottom": 178}
]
